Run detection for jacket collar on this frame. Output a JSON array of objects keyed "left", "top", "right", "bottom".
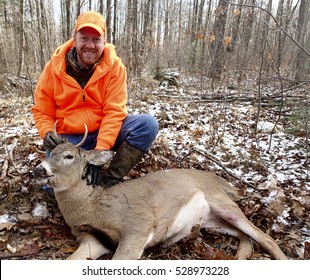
[{"left": 50, "top": 39, "right": 116, "bottom": 77}]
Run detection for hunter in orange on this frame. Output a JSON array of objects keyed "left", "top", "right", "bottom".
[{"left": 32, "top": 11, "right": 158, "bottom": 188}]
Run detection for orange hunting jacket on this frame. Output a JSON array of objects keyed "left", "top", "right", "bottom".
[{"left": 32, "top": 39, "right": 128, "bottom": 150}]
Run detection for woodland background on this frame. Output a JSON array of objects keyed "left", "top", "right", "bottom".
[
  {"left": 0, "top": 0, "right": 309, "bottom": 260},
  {"left": 0, "top": 0, "right": 309, "bottom": 81}
]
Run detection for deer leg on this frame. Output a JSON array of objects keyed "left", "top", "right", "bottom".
[
  {"left": 112, "top": 232, "right": 153, "bottom": 260},
  {"left": 211, "top": 202, "right": 287, "bottom": 260},
  {"left": 203, "top": 219, "right": 253, "bottom": 260},
  {"left": 67, "top": 233, "right": 111, "bottom": 260}
]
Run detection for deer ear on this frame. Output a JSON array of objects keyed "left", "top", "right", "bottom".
[{"left": 87, "top": 150, "right": 114, "bottom": 165}]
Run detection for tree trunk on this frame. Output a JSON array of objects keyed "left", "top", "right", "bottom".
[
  {"left": 140, "top": 0, "right": 151, "bottom": 60},
  {"left": 229, "top": 0, "right": 243, "bottom": 53},
  {"left": 35, "top": 0, "right": 45, "bottom": 71},
  {"left": 275, "top": 0, "right": 284, "bottom": 70},
  {"left": 242, "top": 0, "right": 255, "bottom": 54},
  {"left": 106, "top": 0, "right": 112, "bottom": 42},
  {"left": 294, "top": 0, "right": 309, "bottom": 81},
  {"left": 191, "top": 0, "right": 205, "bottom": 67},
  {"left": 65, "top": 0, "right": 71, "bottom": 40},
  {"left": 132, "top": 0, "right": 138, "bottom": 75},
  {"left": 112, "top": 0, "right": 117, "bottom": 44},
  {"left": 156, "top": 0, "right": 162, "bottom": 69},
  {"left": 76, "top": 0, "right": 81, "bottom": 16},
  {"left": 208, "top": 0, "right": 229, "bottom": 79},
  {"left": 17, "top": 0, "right": 25, "bottom": 76},
  {"left": 125, "top": 0, "right": 133, "bottom": 72},
  {"left": 98, "top": 0, "right": 104, "bottom": 14}
]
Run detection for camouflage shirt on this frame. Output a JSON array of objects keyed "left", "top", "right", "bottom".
[{"left": 65, "top": 47, "right": 103, "bottom": 89}]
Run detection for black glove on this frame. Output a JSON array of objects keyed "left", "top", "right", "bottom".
[
  {"left": 82, "top": 164, "right": 105, "bottom": 187},
  {"left": 43, "top": 132, "right": 64, "bottom": 151}
]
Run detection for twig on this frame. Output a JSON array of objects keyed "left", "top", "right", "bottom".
[
  {"left": 1, "top": 139, "right": 18, "bottom": 179},
  {"left": 0, "top": 158, "right": 9, "bottom": 180},
  {"left": 0, "top": 253, "right": 37, "bottom": 260},
  {"left": 193, "top": 148, "right": 259, "bottom": 190}
]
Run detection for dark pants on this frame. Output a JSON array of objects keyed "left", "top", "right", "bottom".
[{"left": 51, "top": 114, "right": 159, "bottom": 152}]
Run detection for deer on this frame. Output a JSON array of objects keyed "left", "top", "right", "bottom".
[{"left": 33, "top": 125, "right": 287, "bottom": 260}]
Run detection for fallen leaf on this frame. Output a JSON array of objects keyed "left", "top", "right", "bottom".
[
  {"left": 292, "top": 200, "right": 305, "bottom": 217},
  {"left": 18, "top": 240, "right": 41, "bottom": 256},
  {"left": 0, "top": 222, "right": 16, "bottom": 231},
  {"left": 7, "top": 243, "right": 17, "bottom": 254}
]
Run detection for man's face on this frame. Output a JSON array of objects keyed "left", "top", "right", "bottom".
[{"left": 74, "top": 27, "right": 105, "bottom": 68}]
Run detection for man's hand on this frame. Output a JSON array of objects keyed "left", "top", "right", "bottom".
[
  {"left": 43, "top": 132, "right": 64, "bottom": 151},
  {"left": 81, "top": 149, "right": 114, "bottom": 187},
  {"left": 82, "top": 164, "right": 105, "bottom": 187}
]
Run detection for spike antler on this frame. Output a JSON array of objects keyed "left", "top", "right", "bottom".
[
  {"left": 53, "top": 120, "right": 88, "bottom": 147},
  {"left": 76, "top": 124, "right": 88, "bottom": 147},
  {"left": 53, "top": 120, "right": 59, "bottom": 138}
]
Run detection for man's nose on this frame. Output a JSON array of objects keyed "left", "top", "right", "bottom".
[{"left": 85, "top": 39, "right": 95, "bottom": 48}]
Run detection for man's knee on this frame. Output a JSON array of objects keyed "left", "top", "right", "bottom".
[{"left": 141, "top": 114, "right": 159, "bottom": 137}]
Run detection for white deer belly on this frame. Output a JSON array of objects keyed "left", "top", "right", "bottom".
[{"left": 165, "top": 191, "right": 211, "bottom": 244}]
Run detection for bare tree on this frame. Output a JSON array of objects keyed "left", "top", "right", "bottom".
[
  {"left": 191, "top": 0, "right": 206, "bottom": 67},
  {"left": 140, "top": 0, "right": 152, "bottom": 60},
  {"left": 125, "top": 0, "right": 133, "bottom": 71},
  {"left": 65, "top": 0, "right": 71, "bottom": 40},
  {"left": 0, "top": 0, "right": 308, "bottom": 83},
  {"left": 35, "top": 0, "right": 45, "bottom": 71},
  {"left": 106, "top": 0, "right": 112, "bottom": 42},
  {"left": 17, "top": 0, "right": 25, "bottom": 76},
  {"left": 208, "top": 0, "right": 229, "bottom": 79},
  {"left": 294, "top": 0, "right": 309, "bottom": 81},
  {"left": 76, "top": 0, "right": 81, "bottom": 16},
  {"left": 98, "top": 0, "right": 104, "bottom": 14},
  {"left": 242, "top": 0, "right": 255, "bottom": 54},
  {"left": 229, "top": 0, "right": 243, "bottom": 53},
  {"left": 275, "top": 0, "right": 285, "bottom": 70}
]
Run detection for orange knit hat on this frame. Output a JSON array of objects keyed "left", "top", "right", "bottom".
[{"left": 75, "top": 11, "right": 106, "bottom": 38}]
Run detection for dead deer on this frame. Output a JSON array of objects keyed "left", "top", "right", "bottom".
[{"left": 33, "top": 127, "right": 287, "bottom": 260}]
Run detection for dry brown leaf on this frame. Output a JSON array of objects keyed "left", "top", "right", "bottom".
[
  {"left": 269, "top": 201, "right": 285, "bottom": 215},
  {"left": 17, "top": 213, "right": 33, "bottom": 222},
  {"left": 0, "top": 222, "right": 16, "bottom": 231},
  {"left": 292, "top": 200, "right": 305, "bottom": 217},
  {"left": 56, "top": 246, "right": 77, "bottom": 256},
  {"left": 18, "top": 240, "right": 41, "bottom": 256},
  {"left": 0, "top": 235, "right": 9, "bottom": 250}
]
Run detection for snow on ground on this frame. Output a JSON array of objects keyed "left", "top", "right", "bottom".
[{"left": 0, "top": 74, "right": 309, "bottom": 259}]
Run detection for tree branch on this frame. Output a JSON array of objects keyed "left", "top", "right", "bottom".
[
  {"left": 222, "top": 0, "right": 310, "bottom": 57},
  {"left": 193, "top": 148, "right": 259, "bottom": 190}
]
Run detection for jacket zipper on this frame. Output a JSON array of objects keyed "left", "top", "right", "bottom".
[{"left": 82, "top": 90, "right": 85, "bottom": 103}]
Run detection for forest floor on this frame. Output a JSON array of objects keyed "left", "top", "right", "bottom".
[{"left": 0, "top": 72, "right": 309, "bottom": 260}]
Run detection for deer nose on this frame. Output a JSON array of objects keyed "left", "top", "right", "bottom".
[{"left": 34, "top": 165, "right": 47, "bottom": 178}]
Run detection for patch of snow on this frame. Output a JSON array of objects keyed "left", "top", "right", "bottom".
[
  {"left": 32, "top": 203, "right": 50, "bottom": 219},
  {"left": 28, "top": 153, "right": 37, "bottom": 162},
  {"left": 0, "top": 214, "right": 18, "bottom": 224}
]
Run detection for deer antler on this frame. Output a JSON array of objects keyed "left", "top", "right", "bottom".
[
  {"left": 53, "top": 120, "right": 88, "bottom": 147},
  {"left": 53, "top": 120, "right": 59, "bottom": 138},
  {"left": 76, "top": 124, "right": 88, "bottom": 147}
]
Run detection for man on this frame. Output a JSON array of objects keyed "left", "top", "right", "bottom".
[{"left": 32, "top": 11, "right": 158, "bottom": 188}]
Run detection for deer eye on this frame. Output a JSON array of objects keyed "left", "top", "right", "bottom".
[{"left": 64, "top": 155, "right": 74, "bottom": 160}]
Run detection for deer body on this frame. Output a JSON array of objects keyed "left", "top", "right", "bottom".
[{"left": 34, "top": 143, "right": 287, "bottom": 260}]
